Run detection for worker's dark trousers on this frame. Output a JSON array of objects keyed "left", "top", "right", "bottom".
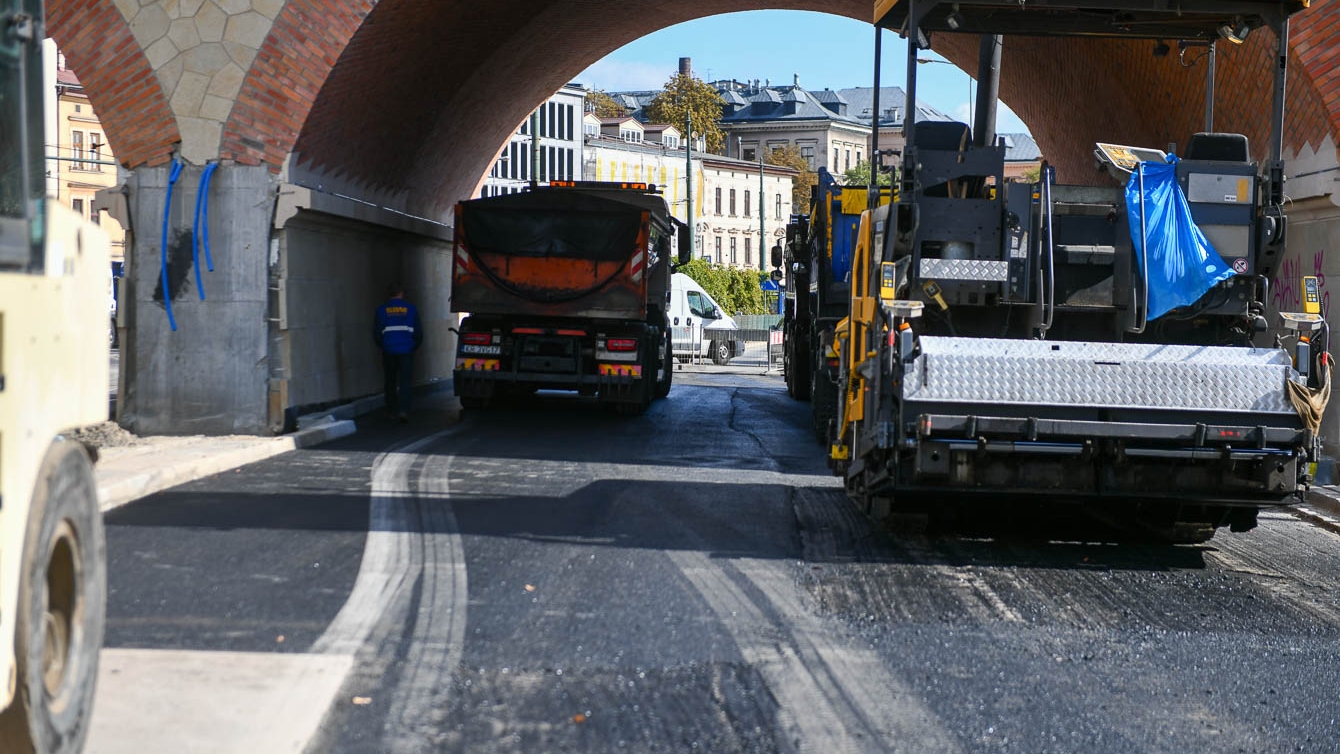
[{"left": 382, "top": 352, "right": 414, "bottom": 414}]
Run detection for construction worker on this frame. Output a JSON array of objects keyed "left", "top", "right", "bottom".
[{"left": 374, "top": 283, "right": 423, "bottom": 421}]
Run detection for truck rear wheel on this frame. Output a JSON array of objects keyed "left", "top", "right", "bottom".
[
  {"left": 786, "top": 338, "right": 811, "bottom": 400},
  {"left": 0, "top": 441, "right": 106, "bottom": 754},
  {"left": 655, "top": 334, "right": 673, "bottom": 399},
  {"left": 811, "top": 365, "right": 837, "bottom": 446}
]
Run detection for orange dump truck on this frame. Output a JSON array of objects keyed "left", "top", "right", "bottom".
[{"left": 451, "top": 182, "right": 684, "bottom": 414}]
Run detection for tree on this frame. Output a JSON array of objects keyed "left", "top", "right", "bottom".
[
  {"left": 676, "top": 258, "right": 771, "bottom": 315},
  {"left": 842, "top": 159, "right": 893, "bottom": 188},
  {"left": 766, "top": 145, "right": 818, "bottom": 216},
  {"left": 643, "top": 73, "right": 727, "bottom": 154},
  {"left": 587, "top": 90, "right": 627, "bottom": 118}
]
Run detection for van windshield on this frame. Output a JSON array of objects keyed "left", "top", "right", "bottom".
[{"left": 686, "top": 291, "right": 712, "bottom": 318}]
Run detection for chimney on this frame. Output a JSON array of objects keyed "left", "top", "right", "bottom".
[
  {"left": 678, "top": 57, "right": 691, "bottom": 77},
  {"left": 793, "top": 73, "right": 799, "bottom": 87}
]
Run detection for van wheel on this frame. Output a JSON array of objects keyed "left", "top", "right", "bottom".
[
  {"left": 0, "top": 441, "right": 106, "bottom": 754},
  {"left": 711, "top": 340, "right": 731, "bottom": 366}
]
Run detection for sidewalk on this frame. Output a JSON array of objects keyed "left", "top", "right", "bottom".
[
  {"left": 94, "top": 419, "right": 356, "bottom": 512},
  {"left": 92, "top": 377, "right": 456, "bottom": 512}
]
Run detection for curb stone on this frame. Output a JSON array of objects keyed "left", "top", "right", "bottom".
[{"left": 96, "top": 419, "right": 356, "bottom": 513}]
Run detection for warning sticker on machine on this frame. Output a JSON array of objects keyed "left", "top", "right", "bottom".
[{"left": 1231, "top": 258, "right": 1249, "bottom": 274}]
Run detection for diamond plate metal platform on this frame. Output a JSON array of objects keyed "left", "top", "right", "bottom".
[
  {"left": 903, "top": 337, "right": 1296, "bottom": 414},
  {"left": 919, "top": 258, "right": 1010, "bottom": 282}
]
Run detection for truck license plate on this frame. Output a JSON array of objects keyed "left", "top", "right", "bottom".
[{"left": 461, "top": 344, "right": 501, "bottom": 355}]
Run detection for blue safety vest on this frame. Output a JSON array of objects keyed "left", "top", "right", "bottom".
[{"left": 375, "top": 297, "right": 421, "bottom": 355}]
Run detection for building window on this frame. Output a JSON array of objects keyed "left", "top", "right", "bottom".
[
  {"left": 714, "top": 236, "right": 722, "bottom": 264},
  {"left": 730, "top": 237, "right": 737, "bottom": 265},
  {"left": 845, "top": 149, "right": 851, "bottom": 171},
  {"left": 566, "top": 149, "right": 574, "bottom": 181},
  {"left": 775, "top": 194, "right": 782, "bottom": 220},
  {"left": 91, "top": 210, "right": 101, "bottom": 226},
  {"left": 800, "top": 145, "right": 815, "bottom": 170},
  {"left": 744, "top": 190, "right": 750, "bottom": 217},
  {"left": 714, "top": 187, "right": 722, "bottom": 215},
  {"left": 91, "top": 133, "right": 103, "bottom": 171},
  {"left": 745, "top": 237, "right": 752, "bottom": 266},
  {"left": 71, "top": 198, "right": 84, "bottom": 218},
  {"left": 729, "top": 189, "right": 736, "bottom": 216},
  {"left": 71, "top": 130, "right": 84, "bottom": 170},
  {"left": 743, "top": 145, "right": 757, "bottom": 162},
  {"left": 856, "top": 150, "right": 862, "bottom": 164},
  {"left": 833, "top": 148, "right": 839, "bottom": 169}
]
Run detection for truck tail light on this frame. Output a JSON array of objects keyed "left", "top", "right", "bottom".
[
  {"left": 606, "top": 338, "right": 638, "bottom": 352},
  {"left": 462, "top": 332, "right": 492, "bottom": 346}
]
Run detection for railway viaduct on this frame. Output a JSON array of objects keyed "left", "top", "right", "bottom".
[{"left": 45, "top": 0, "right": 1340, "bottom": 436}]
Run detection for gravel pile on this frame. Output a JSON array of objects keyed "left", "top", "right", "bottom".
[{"left": 69, "top": 421, "right": 142, "bottom": 449}]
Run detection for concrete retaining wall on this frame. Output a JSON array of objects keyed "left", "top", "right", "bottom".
[{"left": 271, "top": 209, "right": 453, "bottom": 427}]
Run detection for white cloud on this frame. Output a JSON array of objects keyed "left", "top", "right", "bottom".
[{"left": 577, "top": 59, "right": 673, "bottom": 93}]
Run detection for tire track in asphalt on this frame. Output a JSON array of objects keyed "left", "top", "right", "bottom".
[
  {"left": 382, "top": 453, "right": 469, "bottom": 752},
  {"left": 312, "top": 429, "right": 460, "bottom": 656}
]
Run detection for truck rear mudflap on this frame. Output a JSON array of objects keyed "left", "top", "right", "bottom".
[{"left": 860, "top": 337, "right": 1316, "bottom": 506}]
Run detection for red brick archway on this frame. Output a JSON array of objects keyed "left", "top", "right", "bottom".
[
  {"left": 46, "top": 0, "right": 179, "bottom": 168},
  {"left": 50, "top": 0, "right": 1340, "bottom": 213}
]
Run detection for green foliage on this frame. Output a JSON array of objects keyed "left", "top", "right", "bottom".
[
  {"left": 765, "top": 145, "right": 817, "bottom": 215},
  {"left": 842, "top": 160, "right": 893, "bottom": 187},
  {"left": 644, "top": 73, "right": 727, "bottom": 154},
  {"left": 587, "top": 90, "right": 627, "bottom": 118},
  {"left": 676, "top": 258, "right": 771, "bottom": 315},
  {"left": 1019, "top": 166, "right": 1041, "bottom": 184}
]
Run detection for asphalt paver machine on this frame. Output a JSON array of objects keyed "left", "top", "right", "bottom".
[{"left": 833, "top": 0, "right": 1325, "bottom": 542}]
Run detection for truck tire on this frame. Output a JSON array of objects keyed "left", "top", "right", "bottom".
[
  {"left": 0, "top": 441, "right": 106, "bottom": 754},
  {"left": 811, "top": 365, "right": 838, "bottom": 446},
  {"left": 711, "top": 340, "right": 731, "bottom": 366},
  {"left": 655, "top": 334, "right": 673, "bottom": 399},
  {"left": 786, "top": 338, "right": 811, "bottom": 401}
]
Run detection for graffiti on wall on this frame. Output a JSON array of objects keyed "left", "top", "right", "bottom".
[{"left": 1272, "top": 249, "right": 1329, "bottom": 316}]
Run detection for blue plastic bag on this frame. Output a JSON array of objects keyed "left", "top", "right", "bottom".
[{"left": 1125, "top": 156, "right": 1234, "bottom": 320}]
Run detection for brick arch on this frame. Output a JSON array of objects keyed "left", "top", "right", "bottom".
[
  {"left": 52, "top": 0, "right": 1282, "bottom": 218},
  {"left": 932, "top": 6, "right": 1337, "bottom": 186},
  {"left": 290, "top": 0, "right": 1340, "bottom": 219},
  {"left": 46, "top": 0, "right": 179, "bottom": 168}
]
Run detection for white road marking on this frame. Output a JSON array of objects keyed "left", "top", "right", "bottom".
[
  {"left": 89, "top": 428, "right": 465, "bottom": 754},
  {"left": 85, "top": 649, "right": 352, "bottom": 754}
]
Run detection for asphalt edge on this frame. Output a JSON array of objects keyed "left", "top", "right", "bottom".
[{"left": 97, "top": 419, "right": 357, "bottom": 513}]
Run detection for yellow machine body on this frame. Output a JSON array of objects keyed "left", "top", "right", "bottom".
[{"left": 0, "top": 200, "right": 110, "bottom": 710}]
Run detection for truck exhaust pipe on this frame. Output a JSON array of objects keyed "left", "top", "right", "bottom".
[{"left": 972, "top": 34, "right": 1002, "bottom": 149}]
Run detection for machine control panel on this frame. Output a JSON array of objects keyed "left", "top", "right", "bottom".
[{"left": 1304, "top": 275, "right": 1321, "bottom": 314}]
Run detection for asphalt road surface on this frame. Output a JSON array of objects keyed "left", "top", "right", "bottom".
[{"left": 88, "top": 373, "right": 1340, "bottom": 753}]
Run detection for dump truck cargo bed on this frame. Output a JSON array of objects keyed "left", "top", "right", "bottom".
[{"left": 452, "top": 189, "right": 662, "bottom": 321}]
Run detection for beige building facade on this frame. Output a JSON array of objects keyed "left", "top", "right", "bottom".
[
  {"left": 52, "top": 53, "right": 126, "bottom": 263},
  {"left": 582, "top": 136, "right": 796, "bottom": 271}
]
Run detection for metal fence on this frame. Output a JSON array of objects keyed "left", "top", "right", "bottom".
[{"left": 671, "top": 320, "right": 783, "bottom": 370}]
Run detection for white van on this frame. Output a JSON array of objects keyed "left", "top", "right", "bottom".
[{"left": 669, "top": 273, "right": 745, "bottom": 365}]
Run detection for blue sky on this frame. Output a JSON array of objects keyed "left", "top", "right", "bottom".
[{"left": 578, "top": 10, "right": 1031, "bottom": 136}]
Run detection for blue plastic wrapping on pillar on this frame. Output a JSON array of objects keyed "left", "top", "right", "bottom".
[{"left": 1126, "top": 155, "right": 1234, "bottom": 321}]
